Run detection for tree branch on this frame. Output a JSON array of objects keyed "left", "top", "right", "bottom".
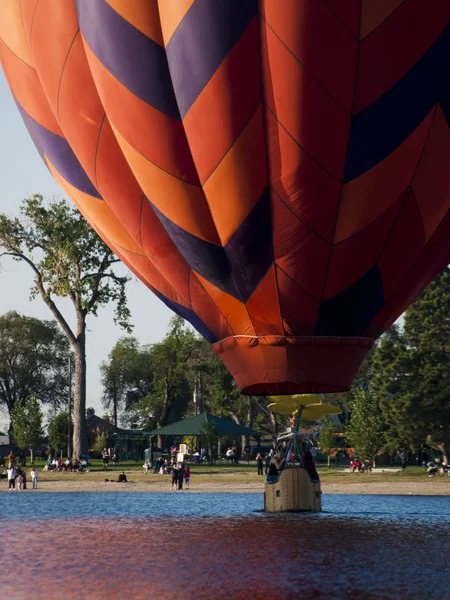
[{"left": 0, "top": 250, "right": 77, "bottom": 347}]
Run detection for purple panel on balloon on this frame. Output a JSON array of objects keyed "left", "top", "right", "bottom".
[
  {"left": 17, "top": 103, "right": 101, "bottom": 199},
  {"left": 75, "top": 0, "right": 180, "bottom": 119}
]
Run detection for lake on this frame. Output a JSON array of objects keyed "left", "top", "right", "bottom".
[{"left": 1, "top": 492, "right": 449, "bottom": 599}]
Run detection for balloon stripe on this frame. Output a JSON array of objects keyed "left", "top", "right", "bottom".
[
  {"left": 17, "top": 102, "right": 102, "bottom": 200},
  {"left": 75, "top": 0, "right": 180, "bottom": 119},
  {"left": 225, "top": 186, "right": 272, "bottom": 303},
  {"left": 0, "top": 38, "right": 63, "bottom": 136},
  {"left": 105, "top": 0, "right": 164, "bottom": 46},
  {"left": 166, "top": 0, "right": 258, "bottom": 117},
  {"left": 336, "top": 110, "right": 434, "bottom": 243},
  {"left": 182, "top": 16, "right": 261, "bottom": 184},
  {"left": 260, "top": 20, "right": 350, "bottom": 180},
  {"left": 260, "top": 0, "right": 357, "bottom": 113},
  {"left": 324, "top": 197, "right": 403, "bottom": 301},
  {"left": 316, "top": 265, "right": 384, "bottom": 337},
  {"left": 152, "top": 288, "right": 218, "bottom": 344},
  {"left": 377, "top": 189, "right": 426, "bottom": 298},
  {"left": 149, "top": 203, "right": 238, "bottom": 300},
  {"left": 411, "top": 106, "right": 450, "bottom": 241},
  {"left": 82, "top": 42, "right": 199, "bottom": 184},
  {"left": 355, "top": 0, "right": 450, "bottom": 111},
  {"left": 344, "top": 23, "right": 450, "bottom": 182},
  {"left": 359, "top": 0, "right": 405, "bottom": 40}
]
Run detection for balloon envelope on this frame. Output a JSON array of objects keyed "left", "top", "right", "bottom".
[{"left": 2, "top": 2, "right": 450, "bottom": 394}]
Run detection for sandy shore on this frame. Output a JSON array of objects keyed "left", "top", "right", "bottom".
[{"left": 2, "top": 476, "right": 449, "bottom": 495}]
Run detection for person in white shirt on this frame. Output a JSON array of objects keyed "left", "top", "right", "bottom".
[
  {"left": 7, "top": 466, "right": 16, "bottom": 490},
  {"left": 30, "top": 467, "right": 38, "bottom": 489}
]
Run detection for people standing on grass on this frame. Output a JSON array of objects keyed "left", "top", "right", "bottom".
[
  {"left": 256, "top": 452, "right": 264, "bottom": 476},
  {"left": 171, "top": 463, "right": 179, "bottom": 490},
  {"left": 184, "top": 465, "right": 190, "bottom": 489},
  {"left": 102, "top": 448, "right": 110, "bottom": 470},
  {"left": 178, "top": 463, "right": 185, "bottom": 490},
  {"left": 31, "top": 467, "right": 38, "bottom": 489},
  {"left": 7, "top": 465, "right": 16, "bottom": 490}
]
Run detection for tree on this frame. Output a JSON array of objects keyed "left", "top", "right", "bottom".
[
  {"left": 371, "top": 269, "right": 450, "bottom": 463},
  {"left": 10, "top": 392, "right": 44, "bottom": 462},
  {"left": 319, "top": 417, "right": 336, "bottom": 468},
  {"left": 48, "top": 411, "right": 69, "bottom": 455},
  {"left": 200, "top": 421, "right": 220, "bottom": 464},
  {"left": 0, "top": 195, "right": 132, "bottom": 458},
  {"left": 150, "top": 316, "right": 197, "bottom": 429},
  {"left": 100, "top": 337, "right": 154, "bottom": 427},
  {"left": 0, "top": 311, "right": 69, "bottom": 443},
  {"left": 346, "top": 388, "right": 384, "bottom": 465}
]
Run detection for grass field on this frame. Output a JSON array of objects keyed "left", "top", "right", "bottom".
[{"left": 6, "top": 459, "right": 441, "bottom": 487}]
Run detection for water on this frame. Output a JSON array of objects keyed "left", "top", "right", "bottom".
[{"left": 1, "top": 493, "right": 449, "bottom": 599}]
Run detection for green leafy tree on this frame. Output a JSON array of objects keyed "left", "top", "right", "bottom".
[
  {"left": 149, "top": 316, "right": 196, "bottom": 428},
  {"left": 346, "top": 388, "right": 384, "bottom": 465},
  {"left": 319, "top": 417, "right": 336, "bottom": 468},
  {"left": 0, "top": 195, "right": 132, "bottom": 459},
  {"left": 48, "top": 410, "right": 69, "bottom": 454},
  {"left": 200, "top": 421, "right": 220, "bottom": 464},
  {"left": 100, "top": 337, "right": 154, "bottom": 427},
  {"left": 10, "top": 392, "right": 44, "bottom": 462},
  {"left": 0, "top": 311, "right": 69, "bottom": 443},
  {"left": 372, "top": 269, "right": 450, "bottom": 462}
]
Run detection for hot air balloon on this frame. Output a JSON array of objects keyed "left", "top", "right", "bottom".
[{"left": 2, "top": 1, "right": 450, "bottom": 396}]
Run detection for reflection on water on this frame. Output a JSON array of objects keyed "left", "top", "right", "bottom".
[{"left": 1, "top": 493, "right": 449, "bottom": 600}]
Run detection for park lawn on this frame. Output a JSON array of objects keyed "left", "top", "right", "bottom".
[{"left": 9, "top": 461, "right": 442, "bottom": 487}]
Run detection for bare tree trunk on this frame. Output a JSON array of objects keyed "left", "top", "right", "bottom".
[{"left": 72, "top": 319, "right": 88, "bottom": 459}]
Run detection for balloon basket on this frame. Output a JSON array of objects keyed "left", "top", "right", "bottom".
[{"left": 264, "top": 468, "right": 322, "bottom": 512}]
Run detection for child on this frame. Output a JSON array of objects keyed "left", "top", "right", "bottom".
[
  {"left": 17, "top": 473, "right": 24, "bottom": 490},
  {"left": 184, "top": 465, "right": 190, "bottom": 490},
  {"left": 31, "top": 467, "right": 38, "bottom": 489}
]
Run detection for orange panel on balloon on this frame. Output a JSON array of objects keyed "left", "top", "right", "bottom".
[
  {"left": 189, "top": 274, "right": 234, "bottom": 341},
  {"left": 335, "top": 110, "right": 433, "bottom": 243},
  {"left": 27, "top": 0, "right": 80, "bottom": 114},
  {"left": 0, "top": 40, "right": 62, "bottom": 136},
  {"left": 260, "top": 21, "right": 350, "bottom": 179},
  {"left": 359, "top": 0, "right": 405, "bottom": 40},
  {"left": 265, "top": 109, "right": 340, "bottom": 243},
  {"left": 274, "top": 202, "right": 330, "bottom": 300},
  {"left": 46, "top": 156, "right": 144, "bottom": 257},
  {"left": 18, "top": 0, "right": 39, "bottom": 49},
  {"left": 324, "top": 196, "right": 403, "bottom": 301},
  {"left": 105, "top": 0, "right": 164, "bottom": 45},
  {"left": 260, "top": 0, "right": 357, "bottom": 112},
  {"left": 202, "top": 105, "right": 267, "bottom": 245},
  {"left": 182, "top": 17, "right": 260, "bottom": 184},
  {"left": 57, "top": 36, "right": 106, "bottom": 186},
  {"left": 158, "top": 0, "right": 196, "bottom": 45},
  {"left": 355, "top": 0, "right": 450, "bottom": 111},
  {"left": 111, "top": 123, "right": 219, "bottom": 245},
  {"left": 82, "top": 42, "right": 198, "bottom": 184},
  {"left": 95, "top": 119, "right": 145, "bottom": 248},
  {"left": 365, "top": 245, "right": 449, "bottom": 338},
  {"left": 139, "top": 199, "right": 191, "bottom": 304},
  {"left": 114, "top": 246, "right": 190, "bottom": 310},
  {"left": 412, "top": 107, "right": 450, "bottom": 241},
  {"left": 194, "top": 274, "right": 256, "bottom": 337},
  {"left": 323, "top": 0, "right": 361, "bottom": 38},
  {"left": 276, "top": 267, "right": 319, "bottom": 336},
  {"left": 0, "top": 0, "right": 33, "bottom": 66},
  {"left": 246, "top": 266, "right": 283, "bottom": 336},
  {"left": 377, "top": 189, "right": 425, "bottom": 298}
]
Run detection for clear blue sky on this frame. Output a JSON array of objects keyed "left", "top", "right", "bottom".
[{"left": 0, "top": 73, "right": 173, "bottom": 431}]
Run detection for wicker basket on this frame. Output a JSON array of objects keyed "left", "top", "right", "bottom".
[{"left": 264, "top": 468, "right": 322, "bottom": 512}]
